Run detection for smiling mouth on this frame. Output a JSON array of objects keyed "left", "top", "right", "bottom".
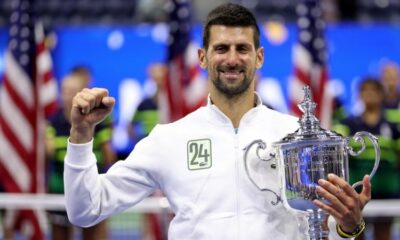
[{"left": 219, "top": 70, "right": 244, "bottom": 79}]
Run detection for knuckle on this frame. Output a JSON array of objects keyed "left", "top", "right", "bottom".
[
  {"left": 81, "top": 101, "right": 90, "bottom": 109},
  {"left": 347, "top": 201, "right": 356, "bottom": 210},
  {"left": 342, "top": 209, "right": 351, "bottom": 217},
  {"left": 74, "top": 91, "right": 83, "bottom": 98},
  {"left": 333, "top": 198, "right": 342, "bottom": 206},
  {"left": 87, "top": 94, "right": 96, "bottom": 101}
]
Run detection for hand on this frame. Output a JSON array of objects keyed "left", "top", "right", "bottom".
[
  {"left": 313, "top": 174, "right": 371, "bottom": 233},
  {"left": 70, "top": 88, "right": 115, "bottom": 143}
]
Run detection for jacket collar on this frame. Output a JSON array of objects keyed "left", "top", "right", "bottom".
[{"left": 206, "top": 92, "right": 263, "bottom": 126}]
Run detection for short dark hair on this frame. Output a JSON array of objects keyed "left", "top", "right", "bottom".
[
  {"left": 359, "top": 76, "right": 383, "bottom": 94},
  {"left": 202, "top": 3, "right": 260, "bottom": 50},
  {"left": 70, "top": 65, "right": 91, "bottom": 77},
  {"left": 68, "top": 65, "right": 92, "bottom": 87}
]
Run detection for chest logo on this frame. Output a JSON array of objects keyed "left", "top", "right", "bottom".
[{"left": 187, "top": 139, "right": 212, "bottom": 170}]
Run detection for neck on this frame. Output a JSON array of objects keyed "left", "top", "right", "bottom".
[
  {"left": 152, "top": 86, "right": 166, "bottom": 103},
  {"left": 210, "top": 89, "right": 255, "bottom": 128},
  {"left": 362, "top": 106, "right": 381, "bottom": 125},
  {"left": 386, "top": 91, "right": 399, "bottom": 103},
  {"left": 152, "top": 89, "right": 160, "bottom": 102},
  {"left": 63, "top": 107, "right": 71, "bottom": 123}
]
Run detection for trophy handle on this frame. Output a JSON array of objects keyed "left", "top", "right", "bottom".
[
  {"left": 243, "top": 139, "right": 281, "bottom": 205},
  {"left": 347, "top": 131, "right": 380, "bottom": 188}
]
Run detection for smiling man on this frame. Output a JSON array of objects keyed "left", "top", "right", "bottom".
[{"left": 64, "top": 3, "right": 370, "bottom": 239}]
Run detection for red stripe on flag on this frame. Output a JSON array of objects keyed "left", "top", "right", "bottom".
[
  {"left": 43, "top": 97, "right": 58, "bottom": 118},
  {"left": 0, "top": 153, "right": 22, "bottom": 193},
  {"left": 35, "top": 23, "right": 58, "bottom": 118},
  {"left": 294, "top": 66, "right": 309, "bottom": 85},
  {"left": 42, "top": 71, "right": 53, "bottom": 84},
  {"left": 14, "top": 210, "right": 44, "bottom": 240},
  {"left": 0, "top": 118, "right": 32, "bottom": 173},
  {"left": 166, "top": 57, "right": 185, "bottom": 121},
  {"left": 2, "top": 75, "right": 36, "bottom": 123},
  {"left": 188, "top": 65, "right": 199, "bottom": 83}
]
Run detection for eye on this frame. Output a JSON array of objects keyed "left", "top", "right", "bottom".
[
  {"left": 237, "top": 45, "right": 250, "bottom": 53},
  {"left": 214, "top": 45, "right": 227, "bottom": 53}
]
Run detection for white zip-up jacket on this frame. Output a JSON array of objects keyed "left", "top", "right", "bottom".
[{"left": 64, "top": 94, "right": 350, "bottom": 239}]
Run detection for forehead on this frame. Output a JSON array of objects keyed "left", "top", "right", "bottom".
[
  {"left": 383, "top": 65, "right": 399, "bottom": 75},
  {"left": 208, "top": 25, "right": 255, "bottom": 46},
  {"left": 361, "top": 83, "right": 380, "bottom": 92},
  {"left": 62, "top": 76, "right": 85, "bottom": 91}
]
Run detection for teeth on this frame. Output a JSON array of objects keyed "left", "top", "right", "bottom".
[{"left": 225, "top": 72, "right": 240, "bottom": 74}]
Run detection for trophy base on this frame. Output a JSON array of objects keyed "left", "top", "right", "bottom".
[{"left": 307, "top": 209, "right": 329, "bottom": 240}]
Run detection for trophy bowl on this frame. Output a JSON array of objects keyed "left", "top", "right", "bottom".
[{"left": 245, "top": 86, "right": 380, "bottom": 239}]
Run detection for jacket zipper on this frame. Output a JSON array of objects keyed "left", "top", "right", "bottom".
[{"left": 233, "top": 128, "right": 240, "bottom": 240}]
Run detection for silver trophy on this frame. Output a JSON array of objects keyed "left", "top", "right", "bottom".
[{"left": 244, "top": 86, "right": 380, "bottom": 239}]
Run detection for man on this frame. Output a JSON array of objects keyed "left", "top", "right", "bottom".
[
  {"left": 46, "top": 67, "right": 116, "bottom": 239},
  {"left": 381, "top": 61, "right": 400, "bottom": 127},
  {"left": 64, "top": 3, "right": 370, "bottom": 239},
  {"left": 381, "top": 61, "right": 400, "bottom": 110},
  {"left": 129, "top": 62, "right": 168, "bottom": 142}
]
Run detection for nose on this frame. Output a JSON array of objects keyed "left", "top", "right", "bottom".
[{"left": 226, "top": 48, "right": 240, "bottom": 67}]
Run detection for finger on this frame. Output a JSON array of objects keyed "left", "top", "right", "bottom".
[
  {"left": 91, "top": 88, "right": 110, "bottom": 108},
  {"left": 360, "top": 175, "right": 371, "bottom": 205},
  {"left": 327, "top": 174, "right": 359, "bottom": 199},
  {"left": 73, "top": 93, "right": 92, "bottom": 115},
  {"left": 83, "top": 88, "right": 102, "bottom": 108},
  {"left": 318, "top": 178, "right": 349, "bottom": 204},
  {"left": 78, "top": 88, "right": 110, "bottom": 114},
  {"left": 313, "top": 199, "right": 343, "bottom": 219},
  {"left": 315, "top": 183, "right": 348, "bottom": 214},
  {"left": 80, "top": 89, "right": 98, "bottom": 110}
]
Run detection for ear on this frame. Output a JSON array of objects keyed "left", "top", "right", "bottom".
[
  {"left": 255, "top": 47, "right": 264, "bottom": 69},
  {"left": 198, "top": 48, "right": 207, "bottom": 69}
]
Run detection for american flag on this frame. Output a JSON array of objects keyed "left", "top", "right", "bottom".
[
  {"left": 0, "top": 0, "right": 57, "bottom": 238},
  {"left": 289, "top": 0, "right": 332, "bottom": 128},
  {"left": 165, "top": 0, "right": 207, "bottom": 122},
  {"left": 36, "top": 23, "right": 58, "bottom": 118}
]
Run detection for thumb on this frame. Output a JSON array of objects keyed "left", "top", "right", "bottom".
[
  {"left": 96, "top": 96, "right": 115, "bottom": 118},
  {"left": 360, "top": 175, "right": 371, "bottom": 206},
  {"left": 101, "top": 96, "right": 115, "bottom": 108}
]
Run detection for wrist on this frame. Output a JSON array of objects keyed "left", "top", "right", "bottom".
[
  {"left": 336, "top": 219, "right": 365, "bottom": 238},
  {"left": 70, "top": 126, "right": 94, "bottom": 144},
  {"left": 339, "top": 223, "right": 357, "bottom": 233}
]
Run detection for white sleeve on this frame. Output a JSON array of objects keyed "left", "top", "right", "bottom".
[
  {"left": 328, "top": 215, "right": 354, "bottom": 240},
  {"left": 64, "top": 138, "right": 158, "bottom": 227}
]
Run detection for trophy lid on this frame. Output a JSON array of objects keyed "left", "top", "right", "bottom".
[{"left": 277, "top": 86, "right": 343, "bottom": 144}]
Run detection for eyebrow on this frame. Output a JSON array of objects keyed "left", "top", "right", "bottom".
[{"left": 211, "top": 42, "right": 253, "bottom": 48}]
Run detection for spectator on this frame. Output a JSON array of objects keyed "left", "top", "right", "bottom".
[
  {"left": 130, "top": 63, "right": 168, "bottom": 142},
  {"left": 381, "top": 61, "right": 400, "bottom": 124},
  {"left": 45, "top": 67, "right": 116, "bottom": 240}
]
